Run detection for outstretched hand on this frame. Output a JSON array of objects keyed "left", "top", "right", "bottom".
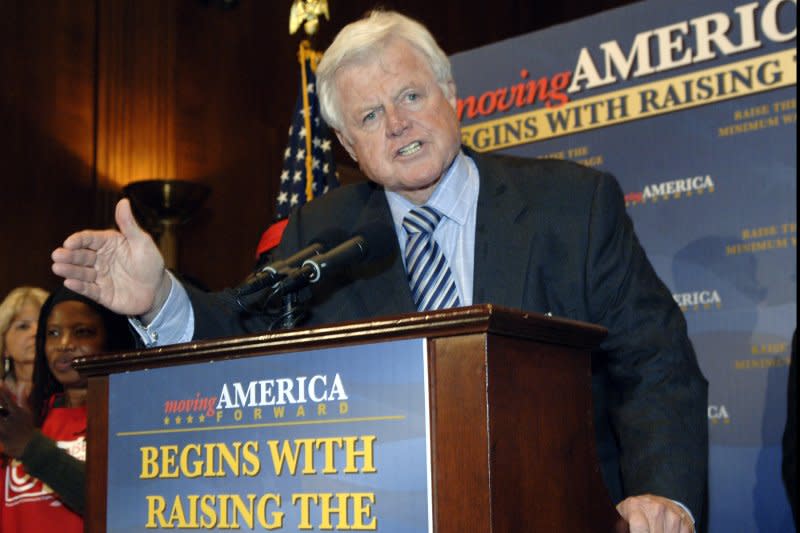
[
  {"left": 617, "top": 494, "right": 695, "bottom": 533},
  {"left": 51, "top": 198, "right": 171, "bottom": 320},
  {"left": 0, "top": 386, "right": 36, "bottom": 458}
]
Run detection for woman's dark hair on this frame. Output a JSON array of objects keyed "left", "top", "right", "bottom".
[{"left": 29, "top": 287, "right": 135, "bottom": 426}]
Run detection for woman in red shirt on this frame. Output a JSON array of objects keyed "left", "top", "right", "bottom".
[{"left": 0, "top": 287, "right": 134, "bottom": 532}]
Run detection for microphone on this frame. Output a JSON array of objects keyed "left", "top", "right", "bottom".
[
  {"left": 275, "top": 221, "right": 395, "bottom": 295},
  {"left": 236, "top": 227, "right": 347, "bottom": 296}
]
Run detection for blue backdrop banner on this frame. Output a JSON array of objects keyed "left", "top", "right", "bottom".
[{"left": 451, "top": 1, "right": 796, "bottom": 531}]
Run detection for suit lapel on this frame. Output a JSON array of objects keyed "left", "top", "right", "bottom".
[
  {"left": 341, "top": 151, "right": 538, "bottom": 317},
  {"left": 471, "top": 152, "right": 534, "bottom": 309},
  {"left": 347, "top": 186, "right": 416, "bottom": 318}
]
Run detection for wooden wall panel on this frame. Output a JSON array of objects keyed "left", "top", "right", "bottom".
[
  {"left": 171, "top": 0, "right": 291, "bottom": 288},
  {"left": 94, "top": 0, "right": 178, "bottom": 223},
  {"left": 0, "top": 1, "right": 97, "bottom": 294}
]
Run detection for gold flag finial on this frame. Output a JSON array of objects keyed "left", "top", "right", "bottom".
[{"left": 289, "top": 0, "right": 330, "bottom": 36}]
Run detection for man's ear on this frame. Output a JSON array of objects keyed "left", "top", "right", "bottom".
[
  {"left": 446, "top": 80, "right": 457, "bottom": 110},
  {"left": 335, "top": 130, "right": 358, "bottom": 162}
]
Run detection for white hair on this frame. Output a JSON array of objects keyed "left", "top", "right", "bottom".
[{"left": 317, "top": 10, "right": 453, "bottom": 132}]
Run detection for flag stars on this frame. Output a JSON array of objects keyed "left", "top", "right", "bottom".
[
  {"left": 276, "top": 66, "right": 338, "bottom": 218},
  {"left": 163, "top": 416, "right": 170, "bottom": 425},
  {"left": 175, "top": 416, "right": 182, "bottom": 425}
]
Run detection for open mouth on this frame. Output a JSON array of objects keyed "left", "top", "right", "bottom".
[{"left": 397, "top": 141, "right": 422, "bottom": 156}]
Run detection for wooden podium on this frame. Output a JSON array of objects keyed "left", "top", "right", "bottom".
[{"left": 75, "top": 304, "right": 627, "bottom": 532}]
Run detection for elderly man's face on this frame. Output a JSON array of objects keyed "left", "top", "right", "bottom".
[{"left": 333, "top": 39, "right": 461, "bottom": 205}]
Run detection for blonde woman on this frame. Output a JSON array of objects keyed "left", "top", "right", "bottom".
[{"left": 0, "top": 287, "right": 49, "bottom": 404}]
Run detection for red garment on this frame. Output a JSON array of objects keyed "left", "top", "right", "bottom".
[
  {"left": 0, "top": 404, "right": 86, "bottom": 533},
  {"left": 255, "top": 218, "right": 289, "bottom": 258}
]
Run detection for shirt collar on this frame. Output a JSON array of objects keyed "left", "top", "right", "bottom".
[{"left": 385, "top": 150, "right": 477, "bottom": 228}]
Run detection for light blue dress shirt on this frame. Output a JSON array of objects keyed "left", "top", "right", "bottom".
[
  {"left": 385, "top": 150, "right": 480, "bottom": 307},
  {"left": 129, "top": 270, "right": 194, "bottom": 346}
]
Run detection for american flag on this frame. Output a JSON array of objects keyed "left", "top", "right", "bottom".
[{"left": 274, "top": 41, "right": 339, "bottom": 220}]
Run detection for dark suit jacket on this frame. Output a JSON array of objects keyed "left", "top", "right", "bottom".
[{"left": 189, "top": 150, "right": 708, "bottom": 521}]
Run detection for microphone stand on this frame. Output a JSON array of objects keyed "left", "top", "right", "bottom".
[
  {"left": 231, "top": 283, "right": 308, "bottom": 332},
  {"left": 275, "top": 291, "right": 308, "bottom": 330}
]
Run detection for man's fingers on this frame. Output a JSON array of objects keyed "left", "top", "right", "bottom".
[
  {"left": 60, "top": 228, "right": 117, "bottom": 252},
  {"left": 52, "top": 246, "right": 99, "bottom": 268},
  {"left": 54, "top": 266, "right": 104, "bottom": 303},
  {"left": 624, "top": 508, "right": 651, "bottom": 533},
  {"left": 617, "top": 494, "right": 693, "bottom": 533},
  {"left": 63, "top": 278, "right": 102, "bottom": 302},
  {"left": 676, "top": 512, "right": 694, "bottom": 533},
  {"left": 52, "top": 261, "right": 98, "bottom": 283}
]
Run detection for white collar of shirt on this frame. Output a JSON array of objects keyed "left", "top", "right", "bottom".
[{"left": 384, "top": 150, "right": 477, "bottom": 231}]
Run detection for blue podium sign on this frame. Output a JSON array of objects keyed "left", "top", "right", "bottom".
[{"left": 107, "top": 338, "right": 432, "bottom": 533}]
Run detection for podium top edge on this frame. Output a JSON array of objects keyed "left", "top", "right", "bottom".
[{"left": 74, "top": 304, "right": 607, "bottom": 375}]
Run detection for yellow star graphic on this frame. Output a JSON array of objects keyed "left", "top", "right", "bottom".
[
  {"left": 187, "top": 415, "right": 194, "bottom": 423},
  {"left": 199, "top": 415, "right": 206, "bottom": 423},
  {"left": 176, "top": 416, "right": 182, "bottom": 425},
  {"left": 164, "top": 417, "right": 170, "bottom": 425}
]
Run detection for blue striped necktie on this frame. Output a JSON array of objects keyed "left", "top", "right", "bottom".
[{"left": 402, "top": 206, "right": 461, "bottom": 311}]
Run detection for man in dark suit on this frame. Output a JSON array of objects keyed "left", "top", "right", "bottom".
[{"left": 52, "top": 9, "right": 706, "bottom": 533}]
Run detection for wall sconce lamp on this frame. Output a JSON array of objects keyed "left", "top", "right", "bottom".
[{"left": 123, "top": 180, "right": 211, "bottom": 271}]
